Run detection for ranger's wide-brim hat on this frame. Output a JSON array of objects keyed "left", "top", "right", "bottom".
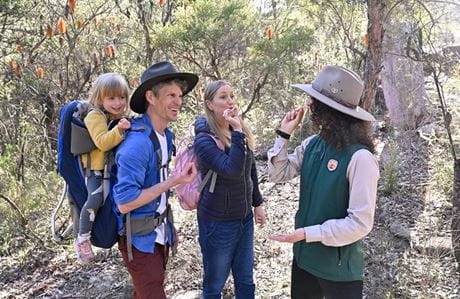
[
  {"left": 292, "top": 65, "right": 375, "bottom": 121},
  {"left": 130, "top": 61, "right": 199, "bottom": 114}
]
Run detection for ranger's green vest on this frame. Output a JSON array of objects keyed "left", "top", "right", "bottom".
[{"left": 294, "top": 135, "right": 367, "bottom": 282}]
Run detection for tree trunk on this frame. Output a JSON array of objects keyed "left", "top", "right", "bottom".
[
  {"left": 380, "top": 21, "right": 429, "bottom": 130},
  {"left": 453, "top": 159, "right": 460, "bottom": 271},
  {"left": 137, "top": 0, "right": 154, "bottom": 65},
  {"left": 362, "top": 0, "right": 385, "bottom": 112}
]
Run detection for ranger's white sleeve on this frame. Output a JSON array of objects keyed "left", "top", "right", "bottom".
[{"left": 267, "top": 135, "right": 315, "bottom": 183}]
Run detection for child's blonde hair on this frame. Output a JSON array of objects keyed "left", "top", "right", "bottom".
[
  {"left": 203, "top": 80, "right": 255, "bottom": 150},
  {"left": 88, "top": 73, "right": 130, "bottom": 112}
]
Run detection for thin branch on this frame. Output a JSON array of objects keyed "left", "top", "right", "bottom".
[
  {"left": 384, "top": 0, "right": 406, "bottom": 21},
  {"left": 0, "top": 194, "right": 27, "bottom": 225},
  {"left": 325, "top": 0, "right": 365, "bottom": 59},
  {"left": 432, "top": 71, "right": 457, "bottom": 160},
  {"left": 242, "top": 72, "right": 269, "bottom": 118},
  {"left": 413, "top": 0, "right": 436, "bottom": 31}
]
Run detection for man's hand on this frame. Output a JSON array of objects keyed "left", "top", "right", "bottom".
[
  {"left": 118, "top": 162, "right": 197, "bottom": 214},
  {"left": 172, "top": 162, "right": 197, "bottom": 186},
  {"left": 280, "top": 108, "right": 305, "bottom": 134},
  {"left": 269, "top": 228, "right": 305, "bottom": 243},
  {"left": 254, "top": 205, "right": 266, "bottom": 226}
]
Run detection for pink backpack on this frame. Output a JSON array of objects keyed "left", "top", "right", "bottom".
[{"left": 173, "top": 133, "right": 224, "bottom": 210}]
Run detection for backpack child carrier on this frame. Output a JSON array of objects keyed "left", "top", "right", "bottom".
[
  {"left": 173, "top": 133, "right": 224, "bottom": 210},
  {"left": 55, "top": 100, "right": 118, "bottom": 249}
]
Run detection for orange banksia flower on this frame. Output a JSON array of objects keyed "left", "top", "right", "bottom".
[
  {"left": 68, "top": 0, "right": 77, "bottom": 14},
  {"left": 45, "top": 24, "right": 53, "bottom": 38},
  {"left": 9, "top": 60, "right": 22, "bottom": 77},
  {"left": 265, "top": 27, "right": 273, "bottom": 39},
  {"left": 57, "top": 17, "right": 67, "bottom": 34},
  {"left": 362, "top": 34, "right": 369, "bottom": 47},
  {"left": 36, "top": 67, "right": 45, "bottom": 78},
  {"left": 104, "top": 44, "right": 115, "bottom": 58},
  {"left": 92, "top": 52, "right": 100, "bottom": 66}
]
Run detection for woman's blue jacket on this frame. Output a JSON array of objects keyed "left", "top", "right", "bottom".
[{"left": 193, "top": 116, "right": 263, "bottom": 221}]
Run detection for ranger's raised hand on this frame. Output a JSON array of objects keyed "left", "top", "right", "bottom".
[{"left": 280, "top": 107, "right": 304, "bottom": 135}]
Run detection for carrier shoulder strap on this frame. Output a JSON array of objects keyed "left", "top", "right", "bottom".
[{"left": 148, "top": 130, "right": 162, "bottom": 169}]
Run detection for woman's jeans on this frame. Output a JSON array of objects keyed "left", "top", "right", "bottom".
[{"left": 198, "top": 212, "right": 255, "bottom": 299}]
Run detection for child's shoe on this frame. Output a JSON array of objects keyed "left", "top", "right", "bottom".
[{"left": 74, "top": 235, "right": 95, "bottom": 263}]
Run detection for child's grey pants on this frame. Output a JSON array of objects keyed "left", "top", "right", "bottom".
[{"left": 79, "top": 170, "right": 103, "bottom": 236}]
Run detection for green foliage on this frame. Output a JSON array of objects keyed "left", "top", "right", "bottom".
[
  {"left": 382, "top": 139, "right": 399, "bottom": 196},
  {"left": 296, "top": 0, "right": 368, "bottom": 73},
  {"left": 153, "top": 0, "right": 257, "bottom": 76},
  {"left": 432, "top": 149, "right": 455, "bottom": 197}
]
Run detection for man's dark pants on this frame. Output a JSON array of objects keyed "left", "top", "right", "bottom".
[{"left": 118, "top": 238, "right": 167, "bottom": 299}]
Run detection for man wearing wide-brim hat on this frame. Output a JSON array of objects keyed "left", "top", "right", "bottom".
[
  {"left": 113, "top": 61, "right": 199, "bottom": 299},
  {"left": 267, "top": 65, "right": 380, "bottom": 298}
]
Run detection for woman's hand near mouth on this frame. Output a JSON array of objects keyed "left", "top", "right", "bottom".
[{"left": 223, "top": 107, "right": 242, "bottom": 132}]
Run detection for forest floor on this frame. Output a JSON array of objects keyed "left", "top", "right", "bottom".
[{"left": 1, "top": 115, "right": 459, "bottom": 298}]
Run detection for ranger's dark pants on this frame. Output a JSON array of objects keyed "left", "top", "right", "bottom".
[{"left": 291, "top": 260, "right": 363, "bottom": 299}]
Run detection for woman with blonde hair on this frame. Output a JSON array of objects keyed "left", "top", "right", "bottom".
[{"left": 193, "top": 80, "right": 266, "bottom": 298}]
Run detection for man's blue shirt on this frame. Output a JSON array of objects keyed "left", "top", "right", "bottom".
[{"left": 113, "top": 114, "right": 174, "bottom": 253}]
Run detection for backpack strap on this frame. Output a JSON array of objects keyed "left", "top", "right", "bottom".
[
  {"left": 170, "top": 132, "right": 176, "bottom": 157},
  {"left": 199, "top": 134, "right": 224, "bottom": 194},
  {"left": 209, "top": 172, "right": 218, "bottom": 193},
  {"left": 163, "top": 204, "right": 177, "bottom": 260},
  {"left": 126, "top": 212, "right": 133, "bottom": 261},
  {"left": 199, "top": 170, "right": 214, "bottom": 193}
]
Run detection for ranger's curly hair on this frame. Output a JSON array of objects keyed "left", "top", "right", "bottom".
[{"left": 309, "top": 98, "right": 376, "bottom": 153}]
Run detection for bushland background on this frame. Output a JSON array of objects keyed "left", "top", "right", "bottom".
[{"left": 0, "top": 0, "right": 459, "bottom": 298}]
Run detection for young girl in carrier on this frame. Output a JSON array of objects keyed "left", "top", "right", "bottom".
[{"left": 75, "top": 72, "right": 131, "bottom": 263}]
